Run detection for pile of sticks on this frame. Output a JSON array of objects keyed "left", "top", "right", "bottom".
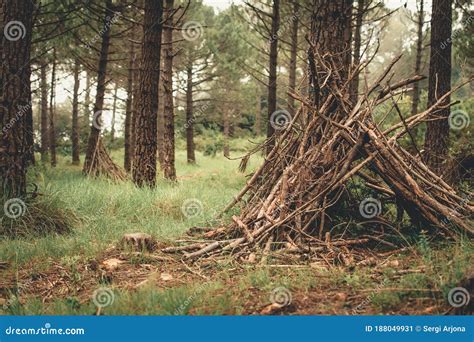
[
  {"left": 166, "top": 55, "right": 473, "bottom": 261},
  {"left": 83, "top": 139, "right": 127, "bottom": 182}
]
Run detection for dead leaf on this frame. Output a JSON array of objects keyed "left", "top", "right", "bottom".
[
  {"left": 260, "top": 303, "right": 283, "bottom": 315},
  {"left": 160, "top": 273, "right": 173, "bottom": 281},
  {"left": 421, "top": 306, "right": 438, "bottom": 314},
  {"left": 247, "top": 253, "right": 256, "bottom": 263},
  {"left": 101, "top": 258, "right": 124, "bottom": 271},
  {"left": 334, "top": 292, "right": 348, "bottom": 302}
]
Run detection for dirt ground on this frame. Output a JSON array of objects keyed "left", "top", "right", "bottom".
[{"left": 0, "top": 243, "right": 459, "bottom": 316}]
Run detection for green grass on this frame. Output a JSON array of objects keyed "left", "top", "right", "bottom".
[{"left": 0, "top": 147, "right": 261, "bottom": 264}]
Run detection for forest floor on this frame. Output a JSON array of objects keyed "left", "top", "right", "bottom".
[{"left": 0, "top": 146, "right": 472, "bottom": 315}]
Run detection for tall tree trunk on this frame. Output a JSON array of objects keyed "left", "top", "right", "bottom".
[
  {"left": 124, "top": 32, "right": 136, "bottom": 172},
  {"left": 25, "top": 89, "right": 35, "bottom": 166},
  {"left": 223, "top": 109, "right": 230, "bottom": 158},
  {"left": 110, "top": 82, "right": 118, "bottom": 142},
  {"left": 350, "top": 0, "right": 364, "bottom": 104},
  {"left": 157, "top": 58, "right": 165, "bottom": 166},
  {"left": 71, "top": 59, "right": 81, "bottom": 165},
  {"left": 161, "top": 0, "right": 176, "bottom": 180},
  {"left": 132, "top": 0, "right": 164, "bottom": 187},
  {"left": 411, "top": 0, "right": 424, "bottom": 117},
  {"left": 49, "top": 49, "right": 57, "bottom": 167},
  {"left": 84, "top": 70, "right": 91, "bottom": 128},
  {"left": 40, "top": 62, "right": 49, "bottom": 162},
  {"left": 287, "top": 0, "right": 299, "bottom": 116},
  {"left": 266, "top": 0, "right": 280, "bottom": 153},
  {"left": 186, "top": 64, "right": 195, "bottom": 164},
  {"left": 255, "top": 92, "right": 261, "bottom": 136},
  {"left": 308, "top": 0, "right": 353, "bottom": 112},
  {"left": 409, "top": 0, "right": 425, "bottom": 142},
  {"left": 83, "top": 0, "right": 125, "bottom": 180},
  {"left": 1, "top": 0, "right": 35, "bottom": 198},
  {"left": 423, "top": 0, "right": 452, "bottom": 174},
  {"left": 130, "top": 22, "right": 141, "bottom": 172}
]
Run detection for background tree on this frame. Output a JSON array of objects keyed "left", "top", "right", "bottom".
[
  {"left": 48, "top": 49, "right": 57, "bottom": 167},
  {"left": 39, "top": 62, "right": 49, "bottom": 162},
  {"left": 423, "top": 0, "right": 452, "bottom": 174},
  {"left": 83, "top": 0, "right": 126, "bottom": 180},
  {"left": 132, "top": 0, "right": 164, "bottom": 187},
  {"left": 71, "top": 58, "right": 81, "bottom": 165},
  {"left": 175, "top": 1, "right": 215, "bottom": 164},
  {"left": 161, "top": 0, "right": 177, "bottom": 180},
  {"left": 0, "top": 0, "right": 35, "bottom": 198}
]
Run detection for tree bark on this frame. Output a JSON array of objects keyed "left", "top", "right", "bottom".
[
  {"left": 83, "top": 0, "right": 124, "bottom": 180},
  {"left": 350, "top": 0, "right": 364, "bottom": 104},
  {"left": 110, "top": 82, "right": 118, "bottom": 142},
  {"left": 287, "top": 0, "right": 299, "bottom": 116},
  {"left": 423, "top": 0, "right": 452, "bottom": 174},
  {"left": 157, "top": 59, "right": 165, "bottom": 166},
  {"left": 411, "top": 0, "right": 424, "bottom": 117},
  {"left": 266, "top": 0, "right": 280, "bottom": 153},
  {"left": 84, "top": 70, "right": 91, "bottom": 128},
  {"left": 49, "top": 49, "right": 57, "bottom": 167},
  {"left": 0, "top": 0, "right": 34, "bottom": 198},
  {"left": 124, "top": 31, "right": 136, "bottom": 172},
  {"left": 255, "top": 91, "right": 261, "bottom": 136},
  {"left": 130, "top": 22, "right": 141, "bottom": 172},
  {"left": 223, "top": 110, "right": 230, "bottom": 158},
  {"left": 132, "top": 0, "right": 164, "bottom": 187},
  {"left": 40, "top": 61, "right": 49, "bottom": 162},
  {"left": 71, "top": 59, "right": 81, "bottom": 165},
  {"left": 309, "top": 0, "right": 353, "bottom": 111},
  {"left": 161, "top": 0, "right": 176, "bottom": 180},
  {"left": 186, "top": 64, "right": 196, "bottom": 164}
]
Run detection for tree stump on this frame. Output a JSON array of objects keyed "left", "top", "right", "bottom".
[{"left": 120, "top": 233, "right": 157, "bottom": 252}]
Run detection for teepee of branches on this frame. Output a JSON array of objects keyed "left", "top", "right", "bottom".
[{"left": 164, "top": 54, "right": 474, "bottom": 261}]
